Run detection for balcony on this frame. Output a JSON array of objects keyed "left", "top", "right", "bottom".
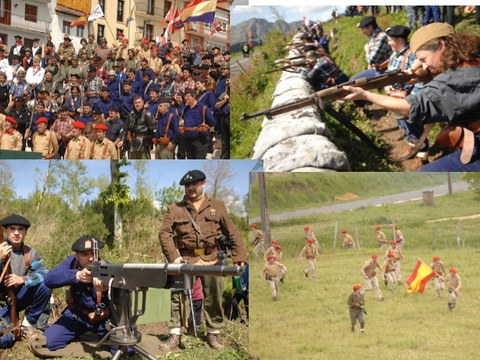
[
  {"left": 135, "top": 3, "right": 164, "bottom": 17},
  {"left": 10, "top": 14, "right": 50, "bottom": 33}
]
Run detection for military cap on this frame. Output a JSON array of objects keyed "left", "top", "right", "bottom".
[
  {"left": 5, "top": 116, "right": 17, "bottom": 127},
  {"left": 108, "top": 70, "right": 116, "bottom": 76},
  {"left": 158, "top": 97, "right": 170, "bottom": 104},
  {"left": 432, "top": 256, "right": 440, "bottom": 261},
  {"left": 1, "top": 214, "right": 31, "bottom": 229},
  {"left": 33, "top": 38, "right": 40, "bottom": 42},
  {"left": 271, "top": 240, "right": 279, "bottom": 245},
  {"left": 72, "top": 120, "right": 86, "bottom": 129},
  {"left": 304, "top": 226, "right": 310, "bottom": 231},
  {"left": 305, "top": 50, "right": 319, "bottom": 61},
  {"left": 71, "top": 235, "right": 104, "bottom": 252},
  {"left": 388, "top": 252, "right": 395, "bottom": 257},
  {"left": 93, "top": 124, "right": 108, "bottom": 131},
  {"left": 390, "top": 240, "right": 397, "bottom": 245},
  {"left": 410, "top": 22, "right": 454, "bottom": 54},
  {"left": 357, "top": 16, "right": 376, "bottom": 28},
  {"left": 307, "top": 238, "right": 315, "bottom": 244},
  {"left": 341, "top": 230, "right": 347, "bottom": 234},
  {"left": 371, "top": 254, "right": 378, "bottom": 259},
  {"left": 14, "top": 35, "right": 22, "bottom": 40},
  {"left": 394, "top": 224, "right": 399, "bottom": 229},
  {"left": 24, "top": 48, "right": 32, "bottom": 53},
  {"left": 450, "top": 268, "right": 457, "bottom": 273},
  {"left": 375, "top": 226, "right": 381, "bottom": 231},
  {"left": 88, "top": 66, "right": 97, "bottom": 72},
  {"left": 179, "top": 170, "right": 206, "bottom": 185},
  {"left": 250, "top": 224, "right": 257, "bottom": 228},
  {"left": 353, "top": 284, "right": 362, "bottom": 290},
  {"left": 385, "top": 25, "right": 411, "bottom": 39},
  {"left": 36, "top": 117, "right": 48, "bottom": 125},
  {"left": 92, "top": 108, "right": 103, "bottom": 115},
  {"left": 148, "top": 83, "right": 160, "bottom": 92},
  {"left": 109, "top": 104, "right": 120, "bottom": 112},
  {"left": 275, "top": 245, "right": 282, "bottom": 250}
]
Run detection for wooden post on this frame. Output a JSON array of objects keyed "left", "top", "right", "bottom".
[
  {"left": 258, "top": 172, "right": 271, "bottom": 248},
  {"left": 432, "top": 224, "right": 437, "bottom": 251},
  {"left": 447, "top": 172, "right": 453, "bottom": 195},
  {"left": 457, "top": 221, "right": 461, "bottom": 248},
  {"left": 392, "top": 220, "right": 396, "bottom": 240},
  {"left": 333, "top": 222, "right": 338, "bottom": 251},
  {"left": 354, "top": 223, "right": 361, "bottom": 249},
  {"left": 422, "top": 191, "right": 435, "bottom": 206}
]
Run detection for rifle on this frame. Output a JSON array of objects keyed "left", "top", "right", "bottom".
[
  {"left": 274, "top": 54, "right": 306, "bottom": 65},
  {"left": 90, "top": 254, "right": 243, "bottom": 359},
  {"left": 242, "top": 68, "right": 430, "bottom": 120},
  {"left": 265, "top": 58, "right": 308, "bottom": 74},
  {"left": 0, "top": 225, "right": 22, "bottom": 340}
]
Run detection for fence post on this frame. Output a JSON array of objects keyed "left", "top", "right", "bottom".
[
  {"left": 333, "top": 222, "right": 338, "bottom": 251},
  {"left": 457, "top": 221, "right": 461, "bottom": 249},
  {"left": 432, "top": 224, "right": 437, "bottom": 251},
  {"left": 354, "top": 223, "right": 361, "bottom": 249}
]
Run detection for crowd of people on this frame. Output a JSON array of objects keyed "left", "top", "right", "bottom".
[{"left": 0, "top": 33, "right": 231, "bottom": 159}]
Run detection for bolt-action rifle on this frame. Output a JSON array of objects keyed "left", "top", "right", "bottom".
[{"left": 265, "top": 58, "right": 309, "bottom": 74}]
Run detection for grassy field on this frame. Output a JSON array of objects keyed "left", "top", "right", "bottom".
[{"left": 249, "top": 188, "right": 480, "bottom": 359}]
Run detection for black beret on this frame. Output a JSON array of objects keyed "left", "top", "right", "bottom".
[
  {"left": 357, "top": 16, "right": 376, "bottom": 28},
  {"left": 179, "top": 170, "right": 206, "bottom": 185},
  {"left": 71, "top": 235, "right": 104, "bottom": 252},
  {"left": 1, "top": 214, "right": 31, "bottom": 229},
  {"left": 385, "top": 25, "right": 411, "bottom": 39}
]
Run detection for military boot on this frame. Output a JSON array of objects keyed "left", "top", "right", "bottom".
[
  {"left": 159, "top": 334, "right": 181, "bottom": 352},
  {"left": 207, "top": 333, "right": 225, "bottom": 350}
]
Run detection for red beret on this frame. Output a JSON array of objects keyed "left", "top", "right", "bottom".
[
  {"left": 271, "top": 240, "right": 279, "bottom": 245},
  {"left": 307, "top": 238, "right": 314, "bottom": 244},
  {"left": 432, "top": 256, "right": 440, "bottom": 261},
  {"left": 72, "top": 121, "right": 86, "bottom": 129},
  {"left": 353, "top": 284, "right": 361, "bottom": 290},
  {"left": 151, "top": 46, "right": 158, "bottom": 51},
  {"left": 388, "top": 252, "right": 395, "bottom": 257},
  {"left": 250, "top": 223, "right": 257, "bottom": 228},
  {"left": 341, "top": 230, "right": 347, "bottom": 234},
  {"left": 304, "top": 226, "right": 310, "bottom": 231},
  {"left": 275, "top": 245, "right": 282, "bottom": 250},
  {"left": 394, "top": 224, "right": 398, "bottom": 229},
  {"left": 36, "top": 117, "right": 48, "bottom": 125},
  {"left": 93, "top": 124, "right": 108, "bottom": 131},
  {"left": 371, "top": 254, "right": 378, "bottom": 259},
  {"left": 450, "top": 268, "right": 457, "bottom": 273},
  {"left": 142, "top": 38, "right": 149, "bottom": 44},
  {"left": 5, "top": 116, "right": 17, "bottom": 126},
  {"left": 122, "top": 38, "right": 129, "bottom": 43},
  {"left": 375, "top": 226, "right": 381, "bottom": 231},
  {"left": 390, "top": 240, "right": 397, "bottom": 245},
  {"left": 267, "top": 256, "right": 275, "bottom": 261}
]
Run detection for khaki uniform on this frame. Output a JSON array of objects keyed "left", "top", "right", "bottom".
[
  {"left": 264, "top": 246, "right": 284, "bottom": 263},
  {"left": 430, "top": 260, "right": 446, "bottom": 296},
  {"left": 0, "top": 130, "right": 23, "bottom": 150},
  {"left": 343, "top": 234, "right": 355, "bottom": 248},
  {"left": 300, "top": 243, "right": 319, "bottom": 278},
  {"left": 262, "top": 261, "right": 286, "bottom": 299},
  {"left": 32, "top": 130, "right": 59, "bottom": 159},
  {"left": 384, "top": 246, "right": 403, "bottom": 283},
  {"left": 360, "top": 259, "right": 384, "bottom": 300},
  {"left": 84, "top": 119, "right": 107, "bottom": 142},
  {"left": 64, "top": 135, "right": 91, "bottom": 160},
  {"left": 90, "top": 138, "right": 118, "bottom": 159},
  {"left": 444, "top": 273, "right": 461, "bottom": 309},
  {"left": 376, "top": 230, "right": 387, "bottom": 247},
  {"left": 251, "top": 229, "right": 265, "bottom": 258},
  {"left": 395, "top": 229, "right": 405, "bottom": 250},
  {"left": 159, "top": 194, "right": 247, "bottom": 333},
  {"left": 306, "top": 229, "right": 319, "bottom": 249},
  {"left": 347, "top": 291, "right": 365, "bottom": 330},
  {"left": 382, "top": 258, "right": 397, "bottom": 290},
  {"left": 148, "top": 57, "right": 163, "bottom": 76}
]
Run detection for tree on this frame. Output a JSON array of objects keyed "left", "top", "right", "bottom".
[
  {"left": 133, "top": 161, "right": 153, "bottom": 200},
  {"left": 0, "top": 161, "right": 15, "bottom": 212},
  {"left": 155, "top": 182, "right": 184, "bottom": 215},
  {"left": 463, "top": 173, "right": 480, "bottom": 198}
]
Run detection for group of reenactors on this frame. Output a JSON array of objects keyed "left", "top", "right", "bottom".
[
  {"left": 0, "top": 33, "right": 231, "bottom": 159},
  {"left": 0, "top": 170, "right": 247, "bottom": 355}
]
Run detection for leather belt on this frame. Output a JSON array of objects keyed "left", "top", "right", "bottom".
[{"left": 181, "top": 247, "right": 217, "bottom": 257}]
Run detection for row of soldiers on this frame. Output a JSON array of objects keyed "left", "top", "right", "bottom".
[{"left": 342, "top": 225, "right": 406, "bottom": 249}]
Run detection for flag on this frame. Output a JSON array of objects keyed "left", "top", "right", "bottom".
[
  {"left": 126, "top": 17, "right": 135, "bottom": 27},
  {"left": 163, "top": 3, "right": 175, "bottom": 25},
  {"left": 180, "top": 0, "right": 217, "bottom": 24},
  {"left": 161, "top": 6, "right": 183, "bottom": 46},
  {"left": 209, "top": 19, "right": 222, "bottom": 37},
  {"left": 88, "top": 4, "right": 104, "bottom": 21},
  {"left": 70, "top": 13, "right": 87, "bottom": 28},
  {"left": 406, "top": 259, "right": 435, "bottom": 294}
]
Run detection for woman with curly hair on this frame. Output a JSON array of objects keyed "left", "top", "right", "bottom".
[
  {"left": 344, "top": 23, "right": 480, "bottom": 171},
  {"left": 125, "top": 48, "right": 137, "bottom": 71}
]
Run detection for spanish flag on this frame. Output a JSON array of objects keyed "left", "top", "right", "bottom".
[
  {"left": 180, "top": 0, "right": 217, "bottom": 24},
  {"left": 406, "top": 259, "right": 435, "bottom": 294},
  {"left": 70, "top": 13, "right": 88, "bottom": 28}
]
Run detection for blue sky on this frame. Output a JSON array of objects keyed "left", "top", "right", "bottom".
[
  {"left": 231, "top": 5, "right": 347, "bottom": 26},
  {"left": 5, "top": 160, "right": 261, "bottom": 201}
]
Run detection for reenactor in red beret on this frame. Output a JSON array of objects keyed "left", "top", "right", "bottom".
[
  {"left": 384, "top": 240, "right": 403, "bottom": 284},
  {"left": 250, "top": 224, "right": 265, "bottom": 259},
  {"left": 304, "top": 225, "right": 319, "bottom": 249},
  {"left": 90, "top": 124, "right": 118, "bottom": 159},
  {"left": 32, "top": 117, "right": 59, "bottom": 159},
  {"left": 300, "top": 238, "right": 319, "bottom": 279},
  {"left": 375, "top": 226, "right": 387, "bottom": 247},
  {"left": 394, "top": 224, "right": 405, "bottom": 250},
  {"left": 342, "top": 230, "right": 355, "bottom": 249},
  {"left": 264, "top": 240, "right": 284, "bottom": 263},
  {"left": 262, "top": 255, "right": 287, "bottom": 301},
  {"left": 382, "top": 253, "right": 397, "bottom": 291},
  {"left": 64, "top": 121, "right": 91, "bottom": 160},
  {"left": 430, "top": 256, "right": 446, "bottom": 297},
  {"left": 0, "top": 117, "right": 22, "bottom": 150},
  {"left": 347, "top": 284, "right": 366, "bottom": 332},
  {"left": 360, "top": 254, "right": 384, "bottom": 300},
  {"left": 443, "top": 268, "right": 461, "bottom": 310}
]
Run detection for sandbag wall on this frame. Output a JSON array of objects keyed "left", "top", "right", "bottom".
[{"left": 252, "top": 49, "right": 351, "bottom": 172}]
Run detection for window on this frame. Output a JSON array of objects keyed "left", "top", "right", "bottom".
[
  {"left": 147, "top": 0, "right": 155, "bottom": 15},
  {"left": 24, "top": 38, "right": 33, "bottom": 49},
  {"left": 76, "top": 25, "right": 85, "bottom": 38},
  {"left": 25, "top": 4, "right": 38, "bottom": 23},
  {"left": 145, "top": 24, "right": 154, "bottom": 41},
  {"left": 63, "top": 21, "right": 71, "bottom": 35},
  {"left": 99, "top": 0, "right": 105, "bottom": 15},
  {"left": 97, "top": 24, "right": 105, "bottom": 41},
  {"left": 164, "top": 1, "right": 172, "bottom": 18},
  {"left": 117, "top": 0, "right": 124, "bottom": 22},
  {"left": 0, "top": 34, "right": 7, "bottom": 46}
]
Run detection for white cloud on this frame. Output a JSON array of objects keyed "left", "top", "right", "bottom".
[{"left": 231, "top": 6, "right": 263, "bottom": 15}]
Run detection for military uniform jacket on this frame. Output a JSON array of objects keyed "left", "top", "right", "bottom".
[
  {"left": 126, "top": 109, "right": 155, "bottom": 151},
  {"left": 65, "top": 135, "right": 91, "bottom": 160},
  {"left": 32, "top": 129, "right": 59, "bottom": 158},
  {"left": 262, "top": 262, "right": 284, "bottom": 277},
  {"left": 251, "top": 229, "right": 264, "bottom": 246},
  {"left": 264, "top": 246, "right": 283, "bottom": 263},
  {"left": 0, "top": 130, "right": 22, "bottom": 150},
  {"left": 445, "top": 273, "right": 461, "bottom": 291},
  {"left": 361, "top": 259, "right": 381, "bottom": 277},
  {"left": 159, "top": 194, "right": 247, "bottom": 264},
  {"left": 384, "top": 247, "right": 403, "bottom": 261},
  {"left": 90, "top": 138, "right": 118, "bottom": 159},
  {"left": 382, "top": 258, "right": 395, "bottom": 272},
  {"left": 347, "top": 292, "right": 365, "bottom": 311},
  {"left": 300, "top": 244, "right": 318, "bottom": 259},
  {"left": 430, "top": 261, "right": 446, "bottom": 277}
]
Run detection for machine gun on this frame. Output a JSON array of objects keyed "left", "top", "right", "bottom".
[{"left": 90, "top": 252, "right": 243, "bottom": 360}]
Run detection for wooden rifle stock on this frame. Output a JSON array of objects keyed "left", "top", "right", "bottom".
[
  {"left": 264, "top": 64, "right": 296, "bottom": 74},
  {"left": 242, "top": 69, "right": 430, "bottom": 120}
]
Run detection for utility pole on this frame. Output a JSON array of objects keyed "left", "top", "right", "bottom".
[{"left": 258, "top": 172, "right": 271, "bottom": 247}]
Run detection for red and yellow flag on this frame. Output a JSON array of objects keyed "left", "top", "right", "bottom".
[
  {"left": 70, "top": 13, "right": 87, "bottom": 28},
  {"left": 406, "top": 259, "right": 435, "bottom": 294}
]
